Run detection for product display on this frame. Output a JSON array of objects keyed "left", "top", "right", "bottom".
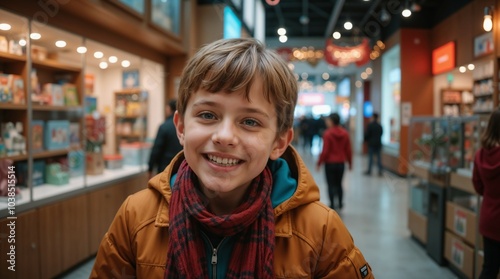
[{"left": 44, "top": 120, "right": 70, "bottom": 150}]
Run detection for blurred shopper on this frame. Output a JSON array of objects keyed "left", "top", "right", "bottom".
[
  {"left": 147, "top": 99, "right": 183, "bottom": 179},
  {"left": 473, "top": 109, "right": 500, "bottom": 279},
  {"left": 363, "top": 112, "right": 383, "bottom": 176},
  {"left": 316, "top": 113, "right": 352, "bottom": 210}
]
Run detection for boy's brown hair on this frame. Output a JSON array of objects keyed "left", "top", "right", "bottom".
[{"left": 176, "top": 38, "right": 298, "bottom": 135}]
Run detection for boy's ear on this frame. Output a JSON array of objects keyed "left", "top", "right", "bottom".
[
  {"left": 269, "top": 128, "right": 294, "bottom": 160},
  {"left": 173, "top": 111, "right": 185, "bottom": 146}
]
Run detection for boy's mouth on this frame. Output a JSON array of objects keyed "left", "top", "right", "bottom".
[{"left": 206, "top": 154, "right": 241, "bottom": 167}]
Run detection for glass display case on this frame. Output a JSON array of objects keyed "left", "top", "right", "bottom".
[
  {"left": 445, "top": 115, "right": 487, "bottom": 279},
  {"left": 0, "top": 12, "right": 159, "bottom": 216}
]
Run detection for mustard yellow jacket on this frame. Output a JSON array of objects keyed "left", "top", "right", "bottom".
[{"left": 90, "top": 146, "right": 374, "bottom": 278}]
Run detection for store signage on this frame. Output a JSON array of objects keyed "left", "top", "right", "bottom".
[
  {"left": 474, "top": 32, "right": 494, "bottom": 58},
  {"left": 324, "top": 38, "right": 370, "bottom": 67},
  {"left": 432, "top": 41, "right": 455, "bottom": 75},
  {"left": 298, "top": 93, "right": 324, "bottom": 106}
]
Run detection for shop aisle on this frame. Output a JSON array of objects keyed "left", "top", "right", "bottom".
[
  {"left": 62, "top": 145, "right": 458, "bottom": 279},
  {"left": 297, "top": 144, "right": 457, "bottom": 279}
]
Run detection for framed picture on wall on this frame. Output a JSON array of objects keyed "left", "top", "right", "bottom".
[
  {"left": 122, "top": 70, "right": 140, "bottom": 89},
  {"left": 474, "top": 32, "right": 493, "bottom": 58}
]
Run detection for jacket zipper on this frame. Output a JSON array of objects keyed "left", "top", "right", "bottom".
[{"left": 201, "top": 231, "right": 227, "bottom": 279}]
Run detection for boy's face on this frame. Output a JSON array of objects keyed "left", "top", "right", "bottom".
[{"left": 174, "top": 77, "right": 292, "bottom": 198}]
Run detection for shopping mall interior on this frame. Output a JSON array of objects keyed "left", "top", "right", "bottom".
[{"left": 0, "top": 0, "right": 499, "bottom": 278}]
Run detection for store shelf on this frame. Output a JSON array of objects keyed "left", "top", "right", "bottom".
[
  {"left": 116, "top": 114, "right": 144, "bottom": 118},
  {"left": 32, "top": 105, "right": 83, "bottom": 111},
  {"left": 0, "top": 51, "right": 26, "bottom": 62},
  {"left": 33, "top": 148, "right": 81, "bottom": 159},
  {"left": 0, "top": 154, "right": 28, "bottom": 162},
  {"left": 0, "top": 103, "right": 28, "bottom": 110},
  {"left": 32, "top": 58, "right": 81, "bottom": 72},
  {"left": 116, "top": 133, "right": 144, "bottom": 137}
]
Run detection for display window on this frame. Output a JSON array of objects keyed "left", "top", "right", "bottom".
[
  {"left": 381, "top": 44, "right": 401, "bottom": 155},
  {"left": 0, "top": 9, "right": 165, "bottom": 213}
]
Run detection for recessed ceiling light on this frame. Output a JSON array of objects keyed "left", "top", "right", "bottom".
[
  {"left": 19, "top": 39, "right": 27, "bottom": 46},
  {"left": 121, "top": 60, "right": 131, "bottom": 68},
  {"left": 0, "top": 23, "right": 11, "bottom": 31},
  {"left": 77, "top": 46, "right": 87, "bottom": 54},
  {"left": 30, "top": 33, "right": 41, "bottom": 40},
  {"left": 55, "top": 40, "right": 66, "bottom": 48},
  {"left": 99, "top": 61, "right": 108, "bottom": 69},
  {"left": 94, "top": 51, "right": 104, "bottom": 59},
  {"left": 108, "top": 56, "right": 118, "bottom": 63}
]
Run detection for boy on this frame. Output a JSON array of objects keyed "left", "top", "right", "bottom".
[{"left": 91, "top": 38, "right": 374, "bottom": 278}]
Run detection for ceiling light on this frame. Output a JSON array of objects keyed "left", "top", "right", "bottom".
[
  {"left": 344, "top": 21, "right": 353, "bottom": 30},
  {"left": 94, "top": 51, "right": 104, "bottom": 59},
  {"left": 279, "top": 35, "right": 288, "bottom": 43},
  {"left": 0, "top": 23, "right": 11, "bottom": 31},
  {"left": 108, "top": 56, "right": 118, "bottom": 63},
  {"left": 467, "top": 64, "right": 475, "bottom": 71},
  {"left": 332, "top": 31, "right": 341, "bottom": 39},
  {"left": 55, "top": 40, "right": 66, "bottom": 48},
  {"left": 30, "top": 33, "right": 41, "bottom": 40},
  {"left": 402, "top": 8, "right": 412, "bottom": 17},
  {"left": 484, "top": 6, "right": 493, "bottom": 32},
  {"left": 19, "top": 39, "right": 26, "bottom": 46},
  {"left": 99, "top": 61, "right": 108, "bottom": 69},
  {"left": 459, "top": 66, "right": 466, "bottom": 73},
  {"left": 77, "top": 46, "right": 87, "bottom": 54},
  {"left": 121, "top": 60, "right": 131, "bottom": 68},
  {"left": 277, "top": 27, "right": 286, "bottom": 36},
  {"left": 366, "top": 67, "right": 373, "bottom": 75},
  {"left": 322, "top": 73, "right": 330, "bottom": 80},
  {"left": 361, "top": 72, "right": 368, "bottom": 79}
]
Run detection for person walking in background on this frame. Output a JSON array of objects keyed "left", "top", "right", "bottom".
[
  {"left": 147, "top": 99, "right": 183, "bottom": 179},
  {"left": 364, "top": 112, "right": 383, "bottom": 176},
  {"left": 472, "top": 108, "right": 500, "bottom": 279},
  {"left": 316, "top": 113, "right": 352, "bottom": 210}
]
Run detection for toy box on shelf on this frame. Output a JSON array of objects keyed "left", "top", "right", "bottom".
[
  {"left": 44, "top": 120, "right": 70, "bottom": 150},
  {"left": 119, "top": 142, "right": 152, "bottom": 166},
  {"left": 104, "top": 154, "right": 123, "bottom": 170},
  {"left": 0, "top": 74, "right": 25, "bottom": 104},
  {"left": 32, "top": 120, "right": 44, "bottom": 152},
  {"left": 15, "top": 160, "right": 46, "bottom": 187},
  {"left": 68, "top": 150, "right": 84, "bottom": 177},
  {"left": 1, "top": 122, "right": 27, "bottom": 156},
  {"left": 45, "top": 163, "right": 70, "bottom": 185}
]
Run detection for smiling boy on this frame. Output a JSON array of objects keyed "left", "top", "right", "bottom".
[{"left": 91, "top": 38, "right": 373, "bottom": 279}]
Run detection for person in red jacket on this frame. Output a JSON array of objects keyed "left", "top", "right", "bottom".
[
  {"left": 316, "top": 113, "right": 352, "bottom": 210},
  {"left": 473, "top": 108, "right": 500, "bottom": 279}
]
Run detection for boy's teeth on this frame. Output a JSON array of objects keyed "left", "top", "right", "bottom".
[{"left": 208, "top": 155, "right": 239, "bottom": 166}]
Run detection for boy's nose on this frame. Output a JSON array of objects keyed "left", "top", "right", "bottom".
[{"left": 212, "top": 120, "right": 238, "bottom": 146}]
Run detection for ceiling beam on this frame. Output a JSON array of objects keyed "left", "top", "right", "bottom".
[{"left": 324, "top": 0, "right": 345, "bottom": 38}]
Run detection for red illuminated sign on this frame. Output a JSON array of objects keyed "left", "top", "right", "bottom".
[{"left": 432, "top": 41, "right": 455, "bottom": 75}]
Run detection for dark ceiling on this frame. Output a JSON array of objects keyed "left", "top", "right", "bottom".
[{"left": 262, "top": 0, "right": 471, "bottom": 43}]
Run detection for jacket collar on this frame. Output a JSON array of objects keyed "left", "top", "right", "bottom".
[{"left": 148, "top": 146, "right": 320, "bottom": 237}]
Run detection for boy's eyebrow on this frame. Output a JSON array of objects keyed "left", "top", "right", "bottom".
[{"left": 192, "top": 100, "right": 272, "bottom": 119}]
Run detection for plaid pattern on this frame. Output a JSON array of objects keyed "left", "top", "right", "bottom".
[{"left": 164, "top": 160, "right": 275, "bottom": 279}]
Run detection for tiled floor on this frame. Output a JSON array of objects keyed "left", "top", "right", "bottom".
[{"left": 63, "top": 144, "right": 458, "bottom": 279}]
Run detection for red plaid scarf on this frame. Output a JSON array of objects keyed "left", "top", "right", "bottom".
[{"left": 164, "top": 160, "right": 275, "bottom": 279}]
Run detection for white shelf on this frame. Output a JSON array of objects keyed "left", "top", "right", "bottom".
[
  {"left": 0, "top": 165, "right": 145, "bottom": 211},
  {"left": 86, "top": 165, "right": 145, "bottom": 187}
]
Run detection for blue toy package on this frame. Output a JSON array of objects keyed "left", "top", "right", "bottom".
[{"left": 44, "top": 120, "right": 70, "bottom": 150}]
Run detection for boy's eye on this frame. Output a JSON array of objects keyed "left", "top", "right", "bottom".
[
  {"left": 199, "top": 112, "right": 216, "bottom": 120},
  {"left": 242, "top": 119, "right": 259, "bottom": 127}
]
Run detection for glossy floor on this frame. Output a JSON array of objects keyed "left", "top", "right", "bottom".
[{"left": 62, "top": 145, "right": 458, "bottom": 279}]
